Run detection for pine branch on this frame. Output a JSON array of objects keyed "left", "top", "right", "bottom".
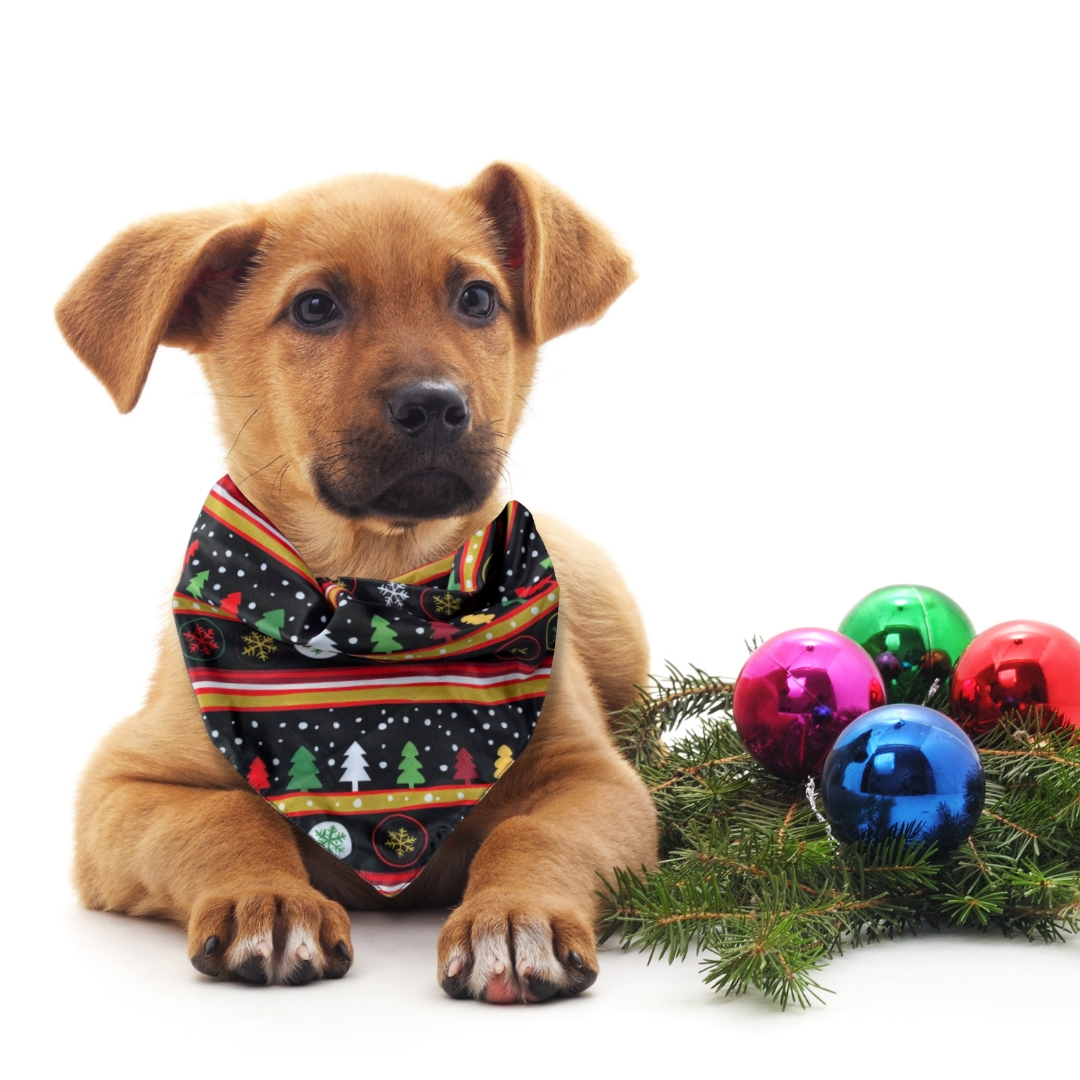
[
  {"left": 610, "top": 663, "right": 734, "bottom": 769},
  {"left": 602, "top": 662, "right": 1080, "bottom": 1009}
]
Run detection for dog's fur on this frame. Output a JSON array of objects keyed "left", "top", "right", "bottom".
[{"left": 56, "top": 164, "right": 658, "bottom": 1002}]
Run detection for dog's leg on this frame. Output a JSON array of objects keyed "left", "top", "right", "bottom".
[
  {"left": 75, "top": 706, "right": 354, "bottom": 985},
  {"left": 435, "top": 643, "right": 658, "bottom": 1003}
]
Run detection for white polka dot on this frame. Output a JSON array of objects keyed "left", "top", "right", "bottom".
[
  {"left": 457, "top": 792, "right": 465, "bottom": 799},
  {"left": 248, "top": 602, "right": 256, "bottom": 609},
  {"left": 234, "top": 737, "right": 242, "bottom": 745},
  {"left": 353, "top": 799, "right": 362, "bottom": 808},
  {"left": 296, "top": 591, "right": 305, "bottom": 599},
  {"left": 299, "top": 722, "right": 308, "bottom": 730},
  {"left": 261, "top": 563, "right": 267, "bottom": 571},
  {"left": 425, "top": 793, "right": 433, "bottom": 802},
  {"left": 225, "top": 550, "right": 232, "bottom": 557},
  {"left": 349, "top": 637, "right": 358, "bottom": 644},
  {"left": 415, "top": 627, "right": 425, "bottom": 634},
  {"left": 306, "top": 800, "right": 313, "bottom": 806},
  {"left": 278, "top": 802, "right": 286, "bottom": 810},
  {"left": 237, "top": 569, "right": 245, "bottom": 577},
  {"left": 273, "top": 758, "right": 280, "bottom": 766},
  {"left": 328, "top": 759, "right": 335, "bottom": 767},
  {"left": 211, "top": 730, "right": 219, "bottom": 737},
  {"left": 531, "top": 606, "right": 539, "bottom": 614}
]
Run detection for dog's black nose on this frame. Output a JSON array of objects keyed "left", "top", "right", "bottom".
[{"left": 387, "top": 380, "right": 470, "bottom": 443}]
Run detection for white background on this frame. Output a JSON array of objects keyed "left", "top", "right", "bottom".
[{"left": 2, "top": 1, "right": 1078, "bottom": 1074}]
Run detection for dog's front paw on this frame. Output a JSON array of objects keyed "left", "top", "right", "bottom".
[
  {"left": 437, "top": 894, "right": 598, "bottom": 1004},
  {"left": 188, "top": 886, "right": 353, "bottom": 985}
]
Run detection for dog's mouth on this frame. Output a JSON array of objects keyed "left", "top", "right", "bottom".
[
  {"left": 313, "top": 456, "right": 496, "bottom": 524},
  {"left": 365, "top": 468, "right": 482, "bottom": 520}
]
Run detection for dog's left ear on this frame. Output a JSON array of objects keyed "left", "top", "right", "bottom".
[{"left": 462, "top": 163, "right": 636, "bottom": 345}]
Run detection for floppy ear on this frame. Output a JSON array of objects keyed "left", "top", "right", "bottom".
[
  {"left": 55, "top": 207, "right": 264, "bottom": 413},
  {"left": 463, "top": 163, "right": 636, "bottom": 345}
]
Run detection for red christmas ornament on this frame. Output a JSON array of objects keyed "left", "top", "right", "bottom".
[
  {"left": 734, "top": 628, "right": 886, "bottom": 780},
  {"left": 950, "top": 619, "right": 1080, "bottom": 734}
]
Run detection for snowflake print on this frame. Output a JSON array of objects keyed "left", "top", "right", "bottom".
[
  {"left": 383, "top": 826, "right": 418, "bottom": 857},
  {"left": 311, "top": 823, "right": 348, "bottom": 856},
  {"left": 241, "top": 630, "right": 278, "bottom": 661},
  {"left": 182, "top": 622, "right": 221, "bottom": 658},
  {"left": 432, "top": 591, "right": 462, "bottom": 616},
  {"left": 378, "top": 581, "right": 409, "bottom": 608}
]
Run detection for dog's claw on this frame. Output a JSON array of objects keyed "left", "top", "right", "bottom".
[
  {"left": 204, "top": 936, "right": 220, "bottom": 956},
  {"left": 233, "top": 954, "right": 270, "bottom": 985},
  {"left": 567, "top": 949, "right": 583, "bottom": 968},
  {"left": 335, "top": 941, "right": 351, "bottom": 962}
]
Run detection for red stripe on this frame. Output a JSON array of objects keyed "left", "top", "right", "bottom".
[
  {"left": 173, "top": 597, "right": 243, "bottom": 622},
  {"left": 194, "top": 686, "right": 549, "bottom": 712},
  {"left": 184, "top": 658, "right": 552, "bottom": 683},
  {"left": 358, "top": 868, "right": 423, "bottom": 887}
]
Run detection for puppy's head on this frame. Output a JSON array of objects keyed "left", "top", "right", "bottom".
[{"left": 56, "top": 165, "right": 634, "bottom": 556}]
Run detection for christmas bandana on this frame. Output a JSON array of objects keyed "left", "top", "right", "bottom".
[{"left": 173, "top": 477, "right": 558, "bottom": 895}]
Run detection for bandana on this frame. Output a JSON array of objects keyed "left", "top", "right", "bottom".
[{"left": 173, "top": 477, "right": 558, "bottom": 896}]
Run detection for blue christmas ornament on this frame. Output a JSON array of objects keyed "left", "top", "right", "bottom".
[{"left": 821, "top": 704, "right": 984, "bottom": 849}]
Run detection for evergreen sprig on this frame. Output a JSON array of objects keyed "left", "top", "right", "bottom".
[{"left": 602, "top": 664, "right": 1080, "bottom": 1008}]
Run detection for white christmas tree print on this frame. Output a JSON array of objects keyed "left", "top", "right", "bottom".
[
  {"left": 339, "top": 741, "right": 370, "bottom": 790},
  {"left": 377, "top": 581, "right": 409, "bottom": 608},
  {"left": 294, "top": 628, "right": 340, "bottom": 659}
]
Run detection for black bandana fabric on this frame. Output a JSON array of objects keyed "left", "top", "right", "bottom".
[{"left": 173, "top": 477, "right": 558, "bottom": 895}]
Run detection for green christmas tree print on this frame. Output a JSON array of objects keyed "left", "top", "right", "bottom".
[
  {"left": 397, "top": 741, "right": 425, "bottom": 788},
  {"left": 186, "top": 570, "right": 209, "bottom": 599},
  {"left": 287, "top": 745, "right": 321, "bottom": 790},
  {"left": 255, "top": 608, "right": 286, "bottom": 640},
  {"left": 370, "top": 614, "right": 402, "bottom": 654}
]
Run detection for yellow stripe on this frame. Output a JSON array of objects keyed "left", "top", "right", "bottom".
[
  {"left": 195, "top": 674, "right": 551, "bottom": 711},
  {"left": 173, "top": 596, "right": 240, "bottom": 620},
  {"left": 271, "top": 785, "right": 490, "bottom": 815},
  {"left": 390, "top": 553, "right": 456, "bottom": 586},
  {"left": 206, "top": 493, "right": 317, "bottom": 585},
  {"left": 372, "top": 585, "right": 559, "bottom": 663}
]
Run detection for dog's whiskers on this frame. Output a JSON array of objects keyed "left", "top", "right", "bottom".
[
  {"left": 237, "top": 455, "right": 284, "bottom": 487},
  {"left": 224, "top": 407, "right": 261, "bottom": 466}
]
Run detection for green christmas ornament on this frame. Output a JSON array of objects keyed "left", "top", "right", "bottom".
[{"left": 838, "top": 584, "right": 975, "bottom": 687}]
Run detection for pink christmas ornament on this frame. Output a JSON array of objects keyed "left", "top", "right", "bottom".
[{"left": 734, "top": 628, "right": 886, "bottom": 780}]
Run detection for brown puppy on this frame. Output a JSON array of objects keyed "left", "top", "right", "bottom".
[{"left": 56, "top": 164, "right": 658, "bottom": 1002}]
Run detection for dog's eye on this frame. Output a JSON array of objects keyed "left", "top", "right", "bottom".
[
  {"left": 458, "top": 282, "right": 496, "bottom": 320},
  {"left": 293, "top": 291, "right": 339, "bottom": 327}
]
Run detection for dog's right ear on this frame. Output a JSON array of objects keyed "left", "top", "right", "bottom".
[{"left": 55, "top": 208, "right": 264, "bottom": 413}]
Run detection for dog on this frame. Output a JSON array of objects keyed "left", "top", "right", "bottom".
[{"left": 56, "top": 163, "right": 658, "bottom": 1002}]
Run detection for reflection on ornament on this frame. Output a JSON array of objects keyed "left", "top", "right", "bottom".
[
  {"left": 950, "top": 619, "right": 1080, "bottom": 734},
  {"left": 839, "top": 585, "right": 975, "bottom": 690},
  {"left": 733, "top": 628, "right": 885, "bottom": 780},
  {"left": 822, "top": 704, "right": 984, "bottom": 848}
]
